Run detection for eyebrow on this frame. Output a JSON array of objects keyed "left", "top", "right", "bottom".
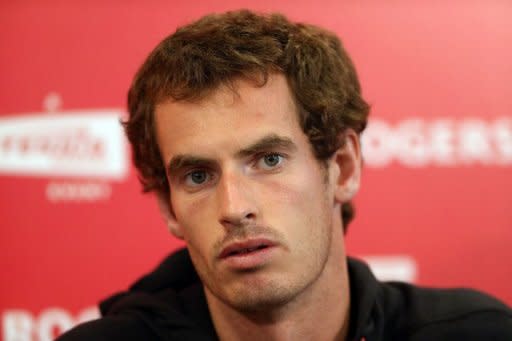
[
  {"left": 235, "top": 134, "right": 297, "bottom": 158},
  {"left": 166, "top": 134, "right": 297, "bottom": 175},
  {"left": 167, "top": 155, "right": 215, "bottom": 175}
]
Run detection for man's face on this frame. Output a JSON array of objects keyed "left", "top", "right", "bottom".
[{"left": 155, "top": 74, "right": 348, "bottom": 311}]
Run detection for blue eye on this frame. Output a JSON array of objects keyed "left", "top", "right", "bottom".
[
  {"left": 258, "top": 153, "right": 283, "bottom": 169},
  {"left": 185, "top": 170, "right": 209, "bottom": 186}
]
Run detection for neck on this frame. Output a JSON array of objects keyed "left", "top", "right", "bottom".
[{"left": 206, "top": 215, "right": 350, "bottom": 341}]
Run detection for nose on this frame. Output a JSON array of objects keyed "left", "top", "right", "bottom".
[{"left": 216, "top": 170, "right": 258, "bottom": 229}]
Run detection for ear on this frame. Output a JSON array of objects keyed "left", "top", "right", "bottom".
[
  {"left": 156, "top": 192, "right": 184, "bottom": 239},
  {"left": 330, "top": 129, "right": 362, "bottom": 203}
]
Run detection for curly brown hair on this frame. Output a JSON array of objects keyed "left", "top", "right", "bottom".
[{"left": 124, "top": 10, "right": 369, "bottom": 232}]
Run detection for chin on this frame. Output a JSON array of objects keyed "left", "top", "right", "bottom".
[{"left": 221, "top": 278, "right": 304, "bottom": 313}]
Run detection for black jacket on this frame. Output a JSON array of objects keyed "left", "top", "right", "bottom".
[{"left": 58, "top": 248, "right": 512, "bottom": 340}]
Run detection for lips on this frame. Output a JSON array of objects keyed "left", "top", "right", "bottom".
[
  {"left": 219, "top": 239, "right": 275, "bottom": 259},
  {"left": 218, "top": 238, "right": 278, "bottom": 269}
]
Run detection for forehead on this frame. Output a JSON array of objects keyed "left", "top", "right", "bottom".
[{"left": 154, "top": 74, "right": 305, "bottom": 157}]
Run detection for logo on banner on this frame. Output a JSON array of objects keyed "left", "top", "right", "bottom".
[
  {"left": 0, "top": 111, "right": 127, "bottom": 179},
  {"left": 363, "top": 255, "right": 417, "bottom": 282},
  {"left": 2, "top": 307, "right": 99, "bottom": 341},
  {"left": 362, "top": 117, "right": 512, "bottom": 167},
  {"left": 0, "top": 93, "right": 129, "bottom": 202}
]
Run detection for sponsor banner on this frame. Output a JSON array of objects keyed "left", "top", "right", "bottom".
[
  {"left": 364, "top": 255, "right": 418, "bottom": 283},
  {"left": 0, "top": 110, "right": 128, "bottom": 180},
  {"left": 362, "top": 117, "right": 512, "bottom": 167},
  {"left": 2, "top": 307, "right": 99, "bottom": 341}
]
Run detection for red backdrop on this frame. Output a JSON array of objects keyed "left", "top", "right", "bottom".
[{"left": 1, "top": 1, "right": 511, "bottom": 340}]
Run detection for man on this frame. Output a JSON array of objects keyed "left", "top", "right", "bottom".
[{"left": 58, "top": 10, "right": 512, "bottom": 341}]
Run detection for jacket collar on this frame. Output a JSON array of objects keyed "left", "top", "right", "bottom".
[{"left": 346, "top": 258, "right": 381, "bottom": 341}]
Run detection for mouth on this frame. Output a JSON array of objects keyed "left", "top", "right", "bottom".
[
  {"left": 218, "top": 239, "right": 277, "bottom": 269},
  {"left": 220, "top": 239, "right": 275, "bottom": 258}
]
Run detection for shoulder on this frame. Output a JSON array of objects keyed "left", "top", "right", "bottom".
[
  {"left": 382, "top": 282, "right": 512, "bottom": 339},
  {"left": 410, "top": 309, "right": 512, "bottom": 340},
  {"left": 56, "top": 314, "right": 155, "bottom": 341}
]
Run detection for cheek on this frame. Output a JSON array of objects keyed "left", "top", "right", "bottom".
[
  {"left": 172, "top": 191, "right": 213, "bottom": 228},
  {"left": 261, "top": 175, "right": 328, "bottom": 237},
  {"left": 263, "top": 165, "right": 331, "bottom": 240},
  {"left": 172, "top": 194, "right": 219, "bottom": 258},
  {"left": 264, "top": 164, "right": 326, "bottom": 208}
]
